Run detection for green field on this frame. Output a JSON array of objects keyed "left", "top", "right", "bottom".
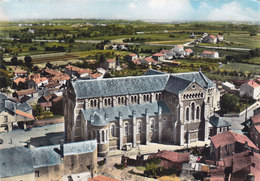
[
  {"left": 224, "top": 33, "right": 260, "bottom": 49},
  {"left": 221, "top": 62, "right": 260, "bottom": 74}
]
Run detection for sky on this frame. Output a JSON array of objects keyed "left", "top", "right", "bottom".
[{"left": 0, "top": 0, "right": 259, "bottom": 22}]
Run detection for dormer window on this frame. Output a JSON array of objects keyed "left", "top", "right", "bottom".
[{"left": 192, "top": 85, "right": 196, "bottom": 89}]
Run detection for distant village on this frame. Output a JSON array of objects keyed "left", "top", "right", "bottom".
[{"left": 1, "top": 31, "right": 260, "bottom": 181}]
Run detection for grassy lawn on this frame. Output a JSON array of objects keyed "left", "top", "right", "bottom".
[
  {"left": 224, "top": 33, "right": 260, "bottom": 49},
  {"left": 242, "top": 57, "right": 260, "bottom": 65},
  {"left": 220, "top": 62, "right": 260, "bottom": 74},
  {"left": 192, "top": 46, "right": 249, "bottom": 56}
]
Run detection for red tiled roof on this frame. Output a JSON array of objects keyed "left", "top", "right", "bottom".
[
  {"left": 251, "top": 114, "right": 260, "bottom": 125},
  {"left": 131, "top": 59, "right": 141, "bottom": 65},
  {"left": 185, "top": 48, "right": 193, "bottom": 53},
  {"left": 202, "top": 51, "right": 216, "bottom": 55},
  {"left": 52, "top": 96, "right": 63, "bottom": 103},
  {"left": 244, "top": 80, "right": 260, "bottom": 88},
  {"left": 65, "top": 65, "right": 92, "bottom": 75},
  {"left": 106, "top": 59, "right": 116, "bottom": 63},
  {"left": 144, "top": 57, "right": 156, "bottom": 63},
  {"left": 15, "top": 110, "right": 34, "bottom": 119},
  {"left": 39, "top": 102, "right": 52, "bottom": 108},
  {"left": 16, "top": 89, "right": 37, "bottom": 96},
  {"left": 160, "top": 49, "right": 171, "bottom": 54},
  {"left": 148, "top": 150, "right": 189, "bottom": 163},
  {"left": 210, "top": 131, "right": 258, "bottom": 150},
  {"left": 88, "top": 175, "right": 121, "bottom": 181},
  {"left": 45, "top": 82, "right": 61, "bottom": 88},
  {"left": 50, "top": 73, "right": 70, "bottom": 82},
  {"left": 14, "top": 70, "right": 27, "bottom": 74},
  {"left": 128, "top": 53, "right": 137, "bottom": 57},
  {"left": 13, "top": 77, "right": 27, "bottom": 84},
  {"left": 90, "top": 73, "right": 102, "bottom": 79},
  {"left": 29, "top": 74, "right": 48, "bottom": 84},
  {"left": 209, "top": 35, "right": 216, "bottom": 39},
  {"left": 255, "top": 125, "right": 260, "bottom": 133},
  {"left": 152, "top": 53, "right": 164, "bottom": 57},
  {"left": 44, "top": 68, "right": 60, "bottom": 76},
  {"left": 176, "top": 44, "right": 184, "bottom": 48}
]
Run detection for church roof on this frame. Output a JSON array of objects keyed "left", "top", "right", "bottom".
[
  {"left": 73, "top": 74, "right": 169, "bottom": 99},
  {"left": 72, "top": 70, "right": 215, "bottom": 99},
  {"left": 81, "top": 101, "right": 171, "bottom": 126}
]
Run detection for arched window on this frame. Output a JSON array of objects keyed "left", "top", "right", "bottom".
[
  {"left": 118, "top": 97, "right": 121, "bottom": 104},
  {"left": 94, "top": 99, "right": 97, "bottom": 107},
  {"left": 207, "top": 97, "right": 210, "bottom": 103},
  {"left": 137, "top": 121, "right": 142, "bottom": 134},
  {"left": 121, "top": 97, "right": 124, "bottom": 104},
  {"left": 90, "top": 100, "right": 93, "bottom": 107},
  {"left": 196, "top": 106, "right": 200, "bottom": 120},
  {"left": 143, "top": 95, "right": 146, "bottom": 102},
  {"left": 191, "top": 102, "right": 195, "bottom": 120},
  {"left": 102, "top": 130, "right": 105, "bottom": 143},
  {"left": 186, "top": 107, "right": 189, "bottom": 122},
  {"left": 110, "top": 124, "right": 116, "bottom": 137},
  {"left": 108, "top": 98, "right": 111, "bottom": 105},
  {"left": 124, "top": 122, "right": 129, "bottom": 136},
  {"left": 150, "top": 119, "right": 154, "bottom": 132},
  {"left": 131, "top": 96, "right": 134, "bottom": 103},
  {"left": 104, "top": 99, "right": 107, "bottom": 106},
  {"left": 134, "top": 96, "right": 137, "bottom": 103}
]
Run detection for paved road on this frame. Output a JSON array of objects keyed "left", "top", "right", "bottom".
[{"left": 0, "top": 123, "right": 64, "bottom": 149}]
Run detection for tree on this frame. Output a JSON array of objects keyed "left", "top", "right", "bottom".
[
  {"left": 24, "top": 55, "right": 32, "bottom": 67},
  {"left": 11, "top": 56, "right": 19, "bottom": 65},
  {"left": 220, "top": 93, "right": 240, "bottom": 114},
  {"left": 46, "top": 62, "right": 53, "bottom": 68},
  {"left": 0, "top": 76, "right": 10, "bottom": 90}
]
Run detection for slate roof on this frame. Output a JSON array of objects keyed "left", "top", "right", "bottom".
[
  {"left": 172, "top": 71, "right": 215, "bottom": 89},
  {"left": 81, "top": 101, "right": 171, "bottom": 126},
  {"left": 73, "top": 74, "right": 169, "bottom": 99},
  {"left": 0, "top": 147, "right": 34, "bottom": 178},
  {"left": 209, "top": 116, "right": 231, "bottom": 128},
  {"left": 17, "top": 102, "right": 32, "bottom": 112},
  {"left": 72, "top": 70, "right": 215, "bottom": 99},
  {"left": 31, "top": 140, "right": 97, "bottom": 168},
  {"left": 143, "top": 69, "right": 167, "bottom": 76}
]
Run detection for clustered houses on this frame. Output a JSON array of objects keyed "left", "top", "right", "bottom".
[
  {"left": 64, "top": 69, "right": 220, "bottom": 156},
  {"left": 207, "top": 130, "right": 260, "bottom": 180},
  {"left": 0, "top": 140, "right": 98, "bottom": 181},
  {"left": 201, "top": 34, "right": 224, "bottom": 44},
  {"left": 125, "top": 45, "right": 194, "bottom": 67},
  {"left": 0, "top": 93, "right": 34, "bottom": 132},
  {"left": 249, "top": 114, "right": 260, "bottom": 148}
]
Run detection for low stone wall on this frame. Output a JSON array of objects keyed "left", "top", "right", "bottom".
[{"left": 33, "top": 117, "right": 64, "bottom": 127}]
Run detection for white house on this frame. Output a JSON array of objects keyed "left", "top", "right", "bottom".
[
  {"left": 202, "top": 35, "right": 217, "bottom": 44},
  {"left": 240, "top": 80, "right": 260, "bottom": 100},
  {"left": 222, "top": 82, "right": 235, "bottom": 91},
  {"left": 201, "top": 51, "right": 219, "bottom": 59},
  {"left": 152, "top": 53, "right": 164, "bottom": 61},
  {"left": 173, "top": 45, "right": 184, "bottom": 53}
]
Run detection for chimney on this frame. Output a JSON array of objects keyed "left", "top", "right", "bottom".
[{"left": 60, "top": 139, "right": 64, "bottom": 158}]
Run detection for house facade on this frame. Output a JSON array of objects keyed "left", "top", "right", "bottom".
[
  {"left": 0, "top": 93, "right": 34, "bottom": 132},
  {"left": 64, "top": 70, "right": 220, "bottom": 156},
  {"left": 249, "top": 114, "right": 260, "bottom": 148},
  {"left": 240, "top": 80, "right": 260, "bottom": 100},
  {"left": 0, "top": 140, "right": 97, "bottom": 181},
  {"left": 201, "top": 51, "right": 219, "bottom": 59},
  {"left": 210, "top": 130, "right": 258, "bottom": 160}
]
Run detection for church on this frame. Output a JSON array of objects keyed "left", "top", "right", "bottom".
[{"left": 64, "top": 69, "right": 220, "bottom": 156}]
